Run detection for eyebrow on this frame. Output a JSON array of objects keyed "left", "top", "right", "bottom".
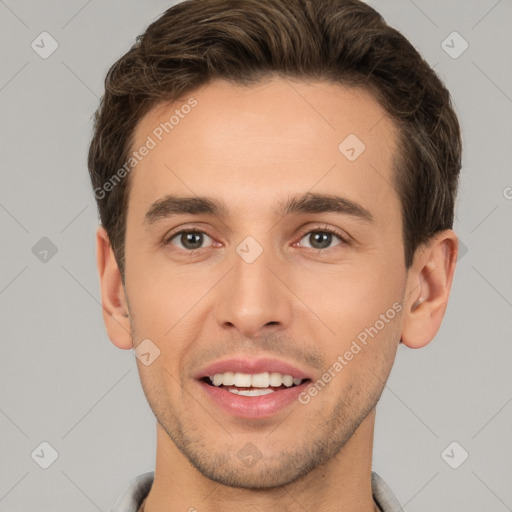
[{"left": 143, "top": 192, "right": 374, "bottom": 225}]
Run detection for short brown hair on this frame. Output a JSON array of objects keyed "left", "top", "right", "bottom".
[{"left": 88, "top": 0, "right": 462, "bottom": 280}]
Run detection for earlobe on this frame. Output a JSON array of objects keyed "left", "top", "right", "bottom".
[
  {"left": 401, "top": 230, "right": 458, "bottom": 349},
  {"left": 96, "top": 225, "right": 133, "bottom": 350}
]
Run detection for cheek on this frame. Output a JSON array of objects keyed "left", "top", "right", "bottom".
[
  {"left": 308, "top": 314, "right": 400, "bottom": 412},
  {"left": 126, "top": 265, "right": 213, "bottom": 386},
  {"left": 126, "top": 253, "right": 213, "bottom": 335},
  {"left": 288, "top": 259, "right": 404, "bottom": 341},
  {"left": 289, "top": 262, "right": 404, "bottom": 397}
]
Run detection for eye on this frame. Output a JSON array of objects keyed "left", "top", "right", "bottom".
[
  {"left": 166, "top": 229, "right": 215, "bottom": 251},
  {"left": 164, "top": 226, "right": 348, "bottom": 252},
  {"left": 296, "top": 227, "right": 347, "bottom": 250}
]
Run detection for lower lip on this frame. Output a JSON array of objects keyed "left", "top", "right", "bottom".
[{"left": 197, "top": 380, "right": 310, "bottom": 419}]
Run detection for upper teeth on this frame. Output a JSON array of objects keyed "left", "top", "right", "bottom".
[{"left": 209, "top": 372, "right": 303, "bottom": 388}]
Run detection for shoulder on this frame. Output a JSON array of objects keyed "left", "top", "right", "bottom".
[
  {"left": 372, "top": 472, "right": 404, "bottom": 512},
  {"left": 108, "top": 471, "right": 154, "bottom": 512}
]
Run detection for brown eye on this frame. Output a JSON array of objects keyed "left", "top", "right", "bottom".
[
  {"left": 167, "top": 230, "right": 213, "bottom": 250},
  {"left": 297, "top": 228, "right": 346, "bottom": 250}
]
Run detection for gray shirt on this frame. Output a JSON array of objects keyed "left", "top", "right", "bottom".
[{"left": 109, "top": 471, "right": 404, "bottom": 511}]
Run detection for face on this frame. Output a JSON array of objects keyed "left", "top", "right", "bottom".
[{"left": 123, "top": 77, "right": 407, "bottom": 488}]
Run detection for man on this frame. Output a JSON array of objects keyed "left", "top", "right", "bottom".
[{"left": 88, "top": 0, "right": 461, "bottom": 510}]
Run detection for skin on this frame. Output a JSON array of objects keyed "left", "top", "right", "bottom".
[{"left": 96, "top": 77, "right": 458, "bottom": 512}]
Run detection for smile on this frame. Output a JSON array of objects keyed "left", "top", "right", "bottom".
[
  {"left": 204, "top": 371, "right": 305, "bottom": 396},
  {"left": 195, "top": 359, "right": 313, "bottom": 419}
]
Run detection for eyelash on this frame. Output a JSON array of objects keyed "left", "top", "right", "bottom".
[
  {"left": 294, "top": 225, "right": 349, "bottom": 250},
  {"left": 163, "top": 225, "right": 349, "bottom": 252}
]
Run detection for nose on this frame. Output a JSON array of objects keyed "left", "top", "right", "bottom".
[{"left": 214, "top": 241, "right": 292, "bottom": 339}]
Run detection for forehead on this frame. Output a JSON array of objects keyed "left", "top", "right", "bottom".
[{"left": 128, "top": 77, "right": 399, "bottom": 224}]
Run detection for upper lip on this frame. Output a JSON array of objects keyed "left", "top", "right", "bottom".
[{"left": 194, "top": 357, "right": 313, "bottom": 381}]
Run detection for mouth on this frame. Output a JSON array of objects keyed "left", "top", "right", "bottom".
[
  {"left": 194, "top": 359, "right": 313, "bottom": 419},
  {"left": 201, "top": 372, "right": 310, "bottom": 396}
]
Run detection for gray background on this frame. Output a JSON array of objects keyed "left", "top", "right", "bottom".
[{"left": 1, "top": 0, "right": 511, "bottom": 510}]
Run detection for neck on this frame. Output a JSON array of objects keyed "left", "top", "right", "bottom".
[{"left": 143, "top": 409, "right": 378, "bottom": 512}]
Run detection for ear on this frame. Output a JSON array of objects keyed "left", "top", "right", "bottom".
[
  {"left": 96, "top": 225, "right": 133, "bottom": 350},
  {"left": 401, "top": 229, "right": 458, "bottom": 349}
]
